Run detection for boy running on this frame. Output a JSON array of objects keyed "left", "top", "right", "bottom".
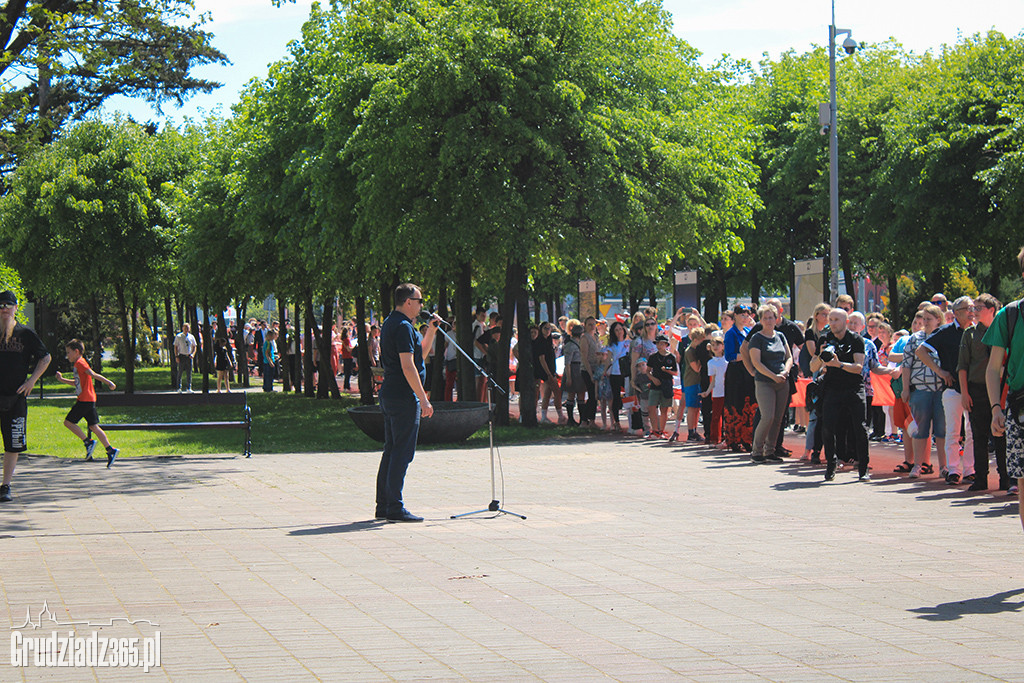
[{"left": 55, "top": 339, "right": 119, "bottom": 467}]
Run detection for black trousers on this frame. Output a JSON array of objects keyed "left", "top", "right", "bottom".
[
  {"left": 967, "top": 383, "right": 1008, "bottom": 486},
  {"left": 581, "top": 371, "right": 597, "bottom": 422},
  {"left": 610, "top": 374, "right": 626, "bottom": 423},
  {"left": 822, "top": 387, "right": 869, "bottom": 476}
]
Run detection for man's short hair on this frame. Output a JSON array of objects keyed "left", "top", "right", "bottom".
[
  {"left": 394, "top": 283, "right": 420, "bottom": 307},
  {"left": 867, "top": 312, "right": 885, "bottom": 323},
  {"left": 65, "top": 339, "right": 84, "bottom": 353},
  {"left": 976, "top": 293, "right": 1001, "bottom": 310},
  {"left": 835, "top": 294, "right": 854, "bottom": 310}
]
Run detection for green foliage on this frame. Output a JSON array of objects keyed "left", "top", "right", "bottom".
[{"left": 0, "top": 0, "right": 227, "bottom": 171}]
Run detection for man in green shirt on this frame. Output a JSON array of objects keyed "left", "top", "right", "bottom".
[{"left": 985, "top": 247, "right": 1024, "bottom": 530}]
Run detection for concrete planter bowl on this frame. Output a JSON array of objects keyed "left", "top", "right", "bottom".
[{"left": 347, "top": 402, "right": 490, "bottom": 444}]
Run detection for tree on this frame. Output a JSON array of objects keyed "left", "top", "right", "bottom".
[
  {"left": 0, "top": 0, "right": 227, "bottom": 170},
  {"left": 336, "top": 0, "right": 759, "bottom": 423},
  {"left": 0, "top": 117, "right": 188, "bottom": 391}
]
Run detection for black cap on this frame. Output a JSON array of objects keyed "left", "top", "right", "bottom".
[
  {"left": 0, "top": 290, "right": 17, "bottom": 306},
  {"left": 655, "top": 334, "right": 670, "bottom": 344}
]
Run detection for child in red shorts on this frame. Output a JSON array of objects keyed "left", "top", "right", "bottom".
[{"left": 55, "top": 339, "right": 119, "bottom": 467}]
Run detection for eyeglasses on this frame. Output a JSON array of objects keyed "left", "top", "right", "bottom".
[
  {"left": 970, "top": 304, "right": 990, "bottom": 311},
  {"left": 645, "top": 322, "right": 657, "bottom": 327},
  {"left": 407, "top": 298, "right": 424, "bottom": 303},
  {"left": 0, "top": 303, "right": 14, "bottom": 310}
]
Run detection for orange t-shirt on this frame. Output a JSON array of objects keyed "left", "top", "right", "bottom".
[{"left": 74, "top": 357, "right": 96, "bottom": 402}]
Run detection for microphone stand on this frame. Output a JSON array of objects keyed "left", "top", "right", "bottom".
[{"left": 425, "top": 314, "right": 525, "bottom": 520}]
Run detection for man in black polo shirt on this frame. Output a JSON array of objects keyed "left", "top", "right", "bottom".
[
  {"left": 741, "top": 298, "right": 804, "bottom": 457},
  {"left": 811, "top": 309, "right": 868, "bottom": 482},
  {"left": 917, "top": 296, "right": 974, "bottom": 484},
  {"left": 375, "top": 283, "right": 439, "bottom": 522}
]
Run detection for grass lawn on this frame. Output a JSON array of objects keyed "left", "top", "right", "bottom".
[{"left": 27, "top": 367, "right": 597, "bottom": 459}]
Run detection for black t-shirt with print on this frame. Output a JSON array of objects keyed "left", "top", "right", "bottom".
[
  {"left": 647, "top": 351, "right": 677, "bottom": 389},
  {"left": 0, "top": 324, "right": 49, "bottom": 396}
]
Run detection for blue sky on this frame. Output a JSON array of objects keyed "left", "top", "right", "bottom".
[{"left": 106, "top": 0, "right": 1024, "bottom": 125}]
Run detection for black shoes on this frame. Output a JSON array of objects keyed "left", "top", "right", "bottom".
[
  {"left": 386, "top": 510, "right": 424, "bottom": 523},
  {"left": 824, "top": 467, "right": 836, "bottom": 481},
  {"left": 0, "top": 484, "right": 10, "bottom": 502},
  {"left": 106, "top": 448, "right": 118, "bottom": 468},
  {"left": 752, "top": 455, "right": 767, "bottom": 464},
  {"left": 84, "top": 439, "right": 96, "bottom": 461},
  {"left": 968, "top": 479, "right": 989, "bottom": 492},
  {"left": 946, "top": 473, "right": 961, "bottom": 485},
  {"left": 766, "top": 453, "right": 784, "bottom": 462}
]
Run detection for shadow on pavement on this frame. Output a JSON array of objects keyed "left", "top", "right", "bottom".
[
  {"left": 0, "top": 453, "right": 242, "bottom": 534},
  {"left": 909, "top": 588, "right": 1024, "bottom": 621},
  {"left": 289, "top": 520, "right": 389, "bottom": 535}
]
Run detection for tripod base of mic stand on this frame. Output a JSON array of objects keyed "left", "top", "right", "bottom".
[{"left": 451, "top": 500, "right": 526, "bottom": 520}]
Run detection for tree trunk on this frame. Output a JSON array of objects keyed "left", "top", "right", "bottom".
[
  {"left": 303, "top": 290, "right": 316, "bottom": 397},
  {"left": 355, "top": 295, "right": 374, "bottom": 404},
  {"left": 493, "top": 259, "right": 517, "bottom": 425},
  {"left": 316, "top": 294, "right": 340, "bottom": 399},
  {"left": 513, "top": 261, "right": 536, "bottom": 426},
  {"left": 887, "top": 272, "right": 900, "bottom": 327},
  {"left": 546, "top": 296, "right": 554, "bottom": 323},
  {"left": 90, "top": 294, "right": 103, "bottom": 373},
  {"left": 164, "top": 296, "right": 175, "bottom": 388},
  {"left": 430, "top": 287, "right": 447, "bottom": 400},
  {"left": 278, "top": 297, "right": 291, "bottom": 392},
  {"left": 750, "top": 268, "right": 760, "bottom": 307},
  {"left": 455, "top": 261, "right": 474, "bottom": 402},
  {"left": 236, "top": 298, "right": 249, "bottom": 387},
  {"left": 114, "top": 283, "right": 134, "bottom": 393},
  {"left": 841, "top": 244, "right": 856, "bottom": 302},
  {"left": 188, "top": 303, "right": 201, "bottom": 376},
  {"left": 648, "top": 288, "right": 656, "bottom": 309},
  {"left": 201, "top": 298, "right": 212, "bottom": 393},
  {"left": 292, "top": 300, "right": 302, "bottom": 393}
]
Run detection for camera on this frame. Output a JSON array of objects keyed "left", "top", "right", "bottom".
[
  {"left": 819, "top": 347, "right": 835, "bottom": 363},
  {"left": 842, "top": 37, "right": 859, "bottom": 55}
]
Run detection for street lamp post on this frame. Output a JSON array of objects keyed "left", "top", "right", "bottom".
[{"left": 828, "top": 1, "right": 856, "bottom": 303}]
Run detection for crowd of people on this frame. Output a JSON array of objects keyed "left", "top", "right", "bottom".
[{"left": 456, "top": 279, "right": 1023, "bottom": 509}]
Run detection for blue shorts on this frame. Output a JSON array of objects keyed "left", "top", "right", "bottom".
[
  {"left": 683, "top": 384, "right": 701, "bottom": 409},
  {"left": 909, "top": 389, "right": 945, "bottom": 440}
]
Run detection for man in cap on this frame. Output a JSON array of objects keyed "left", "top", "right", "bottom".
[{"left": 0, "top": 291, "right": 51, "bottom": 502}]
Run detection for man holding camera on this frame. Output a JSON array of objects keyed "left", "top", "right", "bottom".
[
  {"left": 985, "top": 247, "right": 1024, "bottom": 531},
  {"left": 811, "top": 308, "right": 868, "bottom": 482}
]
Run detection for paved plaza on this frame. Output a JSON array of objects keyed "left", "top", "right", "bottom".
[{"left": 2, "top": 431, "right": 1023, "bottom": 682}]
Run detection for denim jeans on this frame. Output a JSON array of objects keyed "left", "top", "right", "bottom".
[
  {"left": 908, "top": 389, "right": 945, "bottom": 440},
  {"left": 376, "top": 395, "right": 420, "bottom": 516}
]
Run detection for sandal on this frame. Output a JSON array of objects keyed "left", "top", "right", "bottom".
[
  {"left": 920, "top": 463, "right": 934, "bottom": 475},
  {"left": 893, "top": 461, "right": 914, "bottom": 473},
  {"left": 668, "top": 431, "right": 679, "bottom": 443}
]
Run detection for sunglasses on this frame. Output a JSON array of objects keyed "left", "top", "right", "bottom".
[
  {"left": 645, "top": 322, "right": 657, "bottom": 327},
  {"left": 407, "top": 297, "right": 424, "bottom": 303},
  {"left": 0, "top": 303, "right": 14, "bottom": 310}
]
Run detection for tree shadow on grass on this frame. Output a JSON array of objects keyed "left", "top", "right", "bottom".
[{"left": 909, "top": 588, "right": 1024, "bottom": 620}]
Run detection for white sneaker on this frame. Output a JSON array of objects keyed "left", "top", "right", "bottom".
[{"left": 908, "top": 464, "right": 922, "bottom": 479}]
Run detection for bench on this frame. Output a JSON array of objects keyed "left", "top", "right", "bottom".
[{"left": 98, "top": 392, "right": 252, "bottom": 458}]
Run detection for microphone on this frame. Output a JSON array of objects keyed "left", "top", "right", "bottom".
[{"left": 418, "top": 310, "right": 451, "bottom": 328}]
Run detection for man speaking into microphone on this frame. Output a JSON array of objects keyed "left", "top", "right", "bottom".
[{"left": 376, "top": 283, "right": 440, "bottom": 522}]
